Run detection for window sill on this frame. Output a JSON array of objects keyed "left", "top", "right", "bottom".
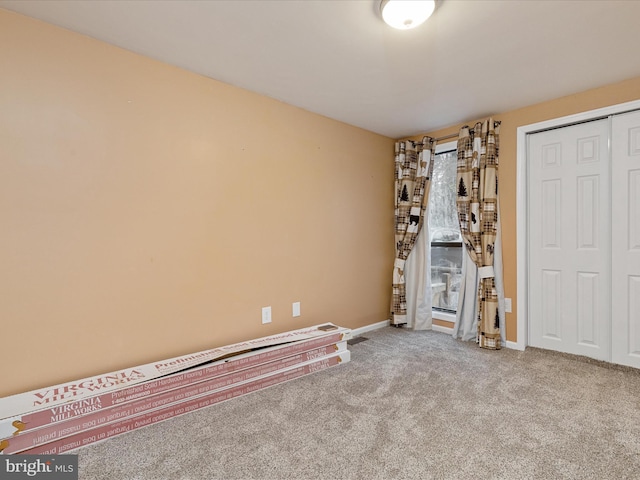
[
  {"left": 432, "top": 310, "right": 455, "bottom": 332},
  {"left": 433, "top": 310, "right": 456, "bottom": 323}
]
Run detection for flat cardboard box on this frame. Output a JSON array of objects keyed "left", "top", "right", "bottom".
[
  {"left": 0, "top": 323, "right": 349, "bottom": 438},
  {"left": 2, "top": 342, "right": 347, "bottom": 454},
  {"left": 21, "top": 350, "right": 350, "bottom": 455}
]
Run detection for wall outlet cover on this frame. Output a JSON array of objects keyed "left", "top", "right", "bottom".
[{"left": 262, "top": 306, "right": 272, "bottom": 324}]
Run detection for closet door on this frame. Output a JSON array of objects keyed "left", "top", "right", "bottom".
[
  {"left": 611, "top": 110, "right": 640, "bottom": 368},
  {"left": 528, "top": 119, "right": 611, "bottom": 360}
]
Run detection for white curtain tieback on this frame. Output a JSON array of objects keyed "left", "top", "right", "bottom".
[
  {"left": 478, "top": 266, "right": 494, "bottom": 279},
  {"left": 394, "top": 258, "right": 405, "bottom": 269}
]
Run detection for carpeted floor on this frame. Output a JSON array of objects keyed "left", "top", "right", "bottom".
[{"left": 76, "top": 327, "right": 640, "bottom": 479}]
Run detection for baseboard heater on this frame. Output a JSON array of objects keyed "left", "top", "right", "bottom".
[{"left": 0, "top": 323, "right": 351, "bottom": 455}]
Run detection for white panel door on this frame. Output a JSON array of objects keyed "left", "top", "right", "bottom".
[
  {"left": 528, "top": 119, "right": 610, "bottom": 360},
  {"left": 612, "top": 110, "right": 640, "bottom": 368}
]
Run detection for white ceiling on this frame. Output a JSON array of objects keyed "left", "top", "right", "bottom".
[{"left": 2, "top": 0, "right": 640, "bottom": 138}]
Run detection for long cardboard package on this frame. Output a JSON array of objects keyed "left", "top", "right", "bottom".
[
  {"left": 22, "top": 350, "right": 350, "bottom": 455},
  {"left": 0, "top": 324, "right": 350, "bottom": 454},
  {"left": 2, "top": 342, "right": 347, "bottom": 454}
]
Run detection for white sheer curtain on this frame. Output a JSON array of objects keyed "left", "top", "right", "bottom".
[{"left": 403, "top": 219, "right": 433, "bottom": 330}]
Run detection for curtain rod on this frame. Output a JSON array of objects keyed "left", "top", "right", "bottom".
[
  {"left": 434, "top": 132, "right": 458, "bottom": 142},
  {"left": 402, "top": 121, "right": 501, "bottom": 144},
  {"left": 433, "top": 120, "right": 502, "bottom": 143}
]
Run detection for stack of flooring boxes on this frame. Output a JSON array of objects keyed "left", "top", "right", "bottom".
[{"left": 0, "top": 323, "right": 350, "bottom": 455}]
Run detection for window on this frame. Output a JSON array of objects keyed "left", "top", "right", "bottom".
[{"left": 428, "top": 143, "right": 462, "bottom": 314}]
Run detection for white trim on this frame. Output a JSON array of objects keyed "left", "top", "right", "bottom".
[
  {"left": 349, "top": 318, "right": 521, "bottom": 349},
  {"left": 505, "top": 340, "right": 523, "bottom": 351},
  {"left": 433, "top": 310, "right": 456, "bottom": 323},
  {"left": 349, "top": 318, "right": 458, "bottom": 337},
  {"left": 432, "top": 310, "right": 455, "bottom": 334},
  {"left": 516, "top": 123, "right": 529, "bottom": 351},
  {"left": 516, "top": 98, "right": 640, "bottom": 352},
  {"left": 432, "top": 323, "right": 453, "bottom": 335},
  {"left": 435, "top": 140, "right": 456, "bottom": 154},
  {"left": 350, "top": 319, "right": 390, "bottom": 338}
]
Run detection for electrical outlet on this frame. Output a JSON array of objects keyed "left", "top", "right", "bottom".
[
  {"left": 261, "top": 306, "right": 272, "bottom": 324},
  {"left": 505, "top": 298, "right": 512, "bottom": 313},
  {"left": 292, "top": 302, "right": 301, "bottom": 317}
]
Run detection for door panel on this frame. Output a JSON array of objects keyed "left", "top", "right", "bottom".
[
  {"left": 541, "top": 269, "right": 561, "bottom": 340},
  {"left": 541, "top": 179, "right": 562, "bottom": 248},
  {"left": 611, "top": 111, "right": 640, "bottom": 368},
  {"left": 529, "top": 119, "right": 610, "bottom": 360},
  {"left": 576, "top": 271, "right": 599, "bottom": 346},
  {"left": 576, "top": 175, "right": 600, "bottom": 249}
]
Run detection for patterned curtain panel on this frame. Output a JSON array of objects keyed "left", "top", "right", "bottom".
[
  {"left": 456, "top": 119, "right": 501, "bottom": 349},
  {"left": 391, "top": 137, "right": 435, "bottom": 325}
]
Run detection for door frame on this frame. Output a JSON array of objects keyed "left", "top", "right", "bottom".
[{"left": 515, "top": 98, "right": 640, "bottom": 351}]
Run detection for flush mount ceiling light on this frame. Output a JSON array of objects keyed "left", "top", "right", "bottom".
[{"left": 380, "top": 0, "right": 435, "bottom": 30}]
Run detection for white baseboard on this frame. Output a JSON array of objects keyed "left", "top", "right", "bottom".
[
  {"left": 349, "top": 320, "right": 524, "bottom": 353},
  {"left": 350, "top": 319, "right": 390, "bottom": 338},
  {"left": 350, "top": 319, "right": 456, "bottom": 337},
  {"left": 505, "top": 340, "right": 524, "bottom": 351},
  {"left": 432, "top": 323, "right": 453, "bottom": 335}
]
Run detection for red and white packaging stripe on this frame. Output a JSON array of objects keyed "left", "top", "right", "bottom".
[
  {"left": 20, "top": 350, "right": 350, "bottom": 455},
  {"left": 0, "top": 324, "right": 349, "bottom": 436},
  {"left": 1, "top": 342, "right": 346, "bottom": 454},
  {"left": 1, "top": 330, "right": 346, "bottom": 438}
]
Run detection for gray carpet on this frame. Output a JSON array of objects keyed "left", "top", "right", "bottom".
[{"left": 76, "top": 327, "right": 640, "bottom": 479}]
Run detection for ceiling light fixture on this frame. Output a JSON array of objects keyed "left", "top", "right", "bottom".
[{"left": 380, "top": 0, "right": 435, "bottom": 30}]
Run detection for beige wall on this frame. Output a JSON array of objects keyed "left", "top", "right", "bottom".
[
  {"left": 3, "top": 8, "right": 640, "bottom": 399},
  {"left": 0, "top": 10, "right": 395, "bottom": 397},
  {"left": 424, "top": 76, "right": 640, "bottom": 343}
]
